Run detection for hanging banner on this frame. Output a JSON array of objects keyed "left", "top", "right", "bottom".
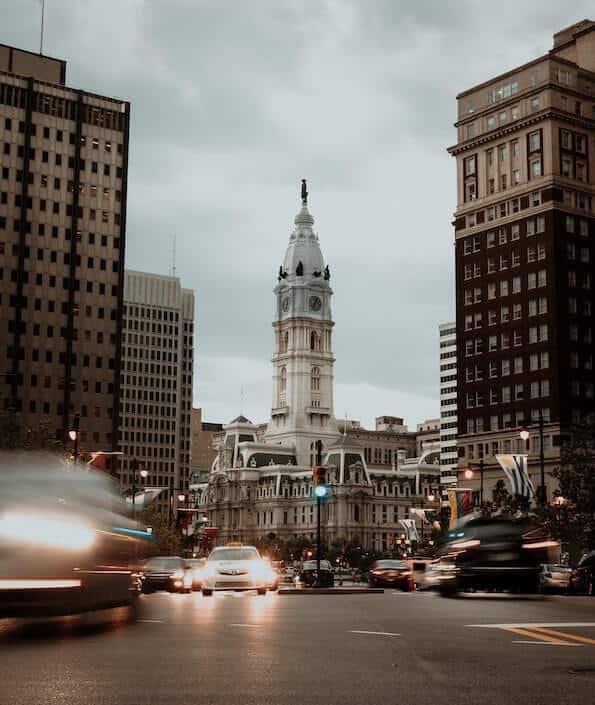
[
  {"left": 496, "top": 454, "right": 534, "bottom": 498},
  {"left": 447, "top": 488, "right": 474, "bottom": 529}
]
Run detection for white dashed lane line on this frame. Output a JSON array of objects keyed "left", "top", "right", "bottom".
[{"left": 349, "top": 630, "right": 400, "bottom": 637}]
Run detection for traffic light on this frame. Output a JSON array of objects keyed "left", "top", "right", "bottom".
[
  {"left": 312, "top": 465, "right": 329, "bottom": 498},
  {"left": 312, "top": 465, "right": 327, "bottom": 486}
]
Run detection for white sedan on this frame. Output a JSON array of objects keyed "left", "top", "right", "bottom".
[{"left": 200, "top": 546, "right": 275, "bottom": 596}]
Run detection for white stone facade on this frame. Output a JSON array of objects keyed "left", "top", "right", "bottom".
[{"left": 194, "top": 188, "right": 439, "bottom": 552}]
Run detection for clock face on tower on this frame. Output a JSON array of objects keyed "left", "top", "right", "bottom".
[
  {"left": 281, "top": 296, "right": 291, "bottom": 312},
  {"left": 309, "top": 295, "right": 322, "bottom": 312}
]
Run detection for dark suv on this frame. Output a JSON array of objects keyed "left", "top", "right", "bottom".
[
  {"left": 299, "top": 560, "right": 334, "bottom": 587},
  {"left": 438, "top": 517, "right": 555, "bottom": 597}
]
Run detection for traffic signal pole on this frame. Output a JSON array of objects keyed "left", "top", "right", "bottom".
[{"left": 316, "top": 440, "right": 323, "bottom": 581}]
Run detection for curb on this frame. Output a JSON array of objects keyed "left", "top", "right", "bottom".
[{"left": 278, "top": 587, "right": 384, "bottom": 595}]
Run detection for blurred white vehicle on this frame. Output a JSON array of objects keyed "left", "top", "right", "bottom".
[{"left": 200, "top": 546, "right": 273, "bottom": 595}]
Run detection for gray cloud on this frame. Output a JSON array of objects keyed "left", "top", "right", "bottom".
[{"left": 1, "top": 0, "right": 593, "bottom": 428}]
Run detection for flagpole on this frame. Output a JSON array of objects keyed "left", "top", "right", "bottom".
[{"left": 40, "top": 0, "right": 45, "bottom": 55}]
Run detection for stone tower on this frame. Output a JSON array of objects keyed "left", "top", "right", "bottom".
[{"left": 264, "top": 181, "right": 339, "bottom": 465}]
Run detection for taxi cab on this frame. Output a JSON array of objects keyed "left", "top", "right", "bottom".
[{"left": 200, "top": 544, "right": 274, "bottom": 596}]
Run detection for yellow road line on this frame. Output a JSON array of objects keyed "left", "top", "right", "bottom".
[
  {"left": 532, "top": 627, "right": 595, "bottom": 646},
  {"left": 502, "top": 626, "right": 571, "bottom": 645}
]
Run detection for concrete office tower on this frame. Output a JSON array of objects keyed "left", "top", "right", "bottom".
[
  {"left": 0, "top": 45, "right": 130, "bottom": 453},
  {"left": 119, "top": 271, "right": 194, "bottom": 512},
  {"left": 439, "top": 322, "right": 458, "bottom": 499},
  {"left": 448, "top": 21, "right": 595, "bottom": 500}
]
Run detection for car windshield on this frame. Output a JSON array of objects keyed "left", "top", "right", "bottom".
[
  {"left": 547, "top": 565, "right": 571, "bottom": 572},
  {"left": 144, "top": 558, "right": 182, "bottom": 571},
  {"left": 185, "top": 559, "right": 206, "bottom": 567},
  {"left": 208, "top": 548, "right": 260, "bottom": 561},
  {"left": 374, "top": 560, "right": 408, "bottom": 569}
]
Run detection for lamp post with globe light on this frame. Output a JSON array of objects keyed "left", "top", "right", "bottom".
[{"left": 68, "top": 413, "right": 80, "bottom": 461}]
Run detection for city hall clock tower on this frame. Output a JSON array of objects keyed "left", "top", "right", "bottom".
[{"left": 264, "top": 181, "right": 339, "bottom": 465}]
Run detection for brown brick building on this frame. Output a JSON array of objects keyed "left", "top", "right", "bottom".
[
  {"left": 0, "top": 45, "right": 129, "bottom": 453},
  {"left": 449, "top": 21, "right": 595, "bottom": 500}
]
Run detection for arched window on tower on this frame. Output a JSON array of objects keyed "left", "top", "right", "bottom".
[
  {"left": 279, "top": 366, "right": 287, "bottom": 407},
  {"left": 311, "top": 366, "right": 320, "bottom": 392},
  {"left": 310, "top": 331, "right": 320, "bottom": 351},
  {"left": 280, "top": 331, "right": 289, "bottom": 353}
]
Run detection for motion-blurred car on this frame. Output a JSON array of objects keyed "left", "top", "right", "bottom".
[
  {"left": 185, "top": 558, "right": 207, "bottom": 591},
  {"left": 539, "top": 564, "right": 572, "bottom": 593},
  {"left": 417, "top": 559, "right": 444, "bottom": 591},
  {"left": 367, "top": 560, "right": 414, "bottom": 590},
  {"left": 438, "top": 517, "right": 557, "bottom": 597},
  {"left": 200, "top": 545, "right": 271, "bottom": 595},
  {"left": 0, "top": 455, "right": 151, "bottom": 618},
  {"left": 299, "top": 560, "right": 334, "bottom": 587},
  {"left": 142, "top": 557, "right": 192, "bottom": 593},
  {"left": 263, "top": 558, "right": 280, "bottom": 591},
  {"left": 570, "top": 551, "right": 595, "bottom": 595}
]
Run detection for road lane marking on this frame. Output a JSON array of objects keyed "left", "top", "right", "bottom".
[
  {"left": 531, "top": 627, "right": 595, "bottom": 646},
  {"left": 229, "top": 623, "right": 259, "bottom": 628},
  {"left": 349, "top": 630, "right": 400, "bottom": 637},
  {"left": 466, "top": 622, "right": 595, "bottom": 628},
  {"left": 502, "top": 627, "right": 571, "bottom": 645},
  {"left": 513, "top": 641, "right": 582, "bottom": 647},
  {"left": 138, "top": 619, "right": 164, "bottom": 623}
]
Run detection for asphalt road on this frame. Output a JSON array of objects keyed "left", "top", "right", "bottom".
[{"left": 1, "top": 591, "right": 594, "bottom": 705}]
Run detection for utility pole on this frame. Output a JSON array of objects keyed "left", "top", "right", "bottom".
[
  {"left": 479, "top": 454, "right": 484, "bottom": 506},
  {"left": 131, "top": 458, "right": 138, "bottom": 521},
  {"left": 539, "top": 411, "right": 546, "bottom": 507}
]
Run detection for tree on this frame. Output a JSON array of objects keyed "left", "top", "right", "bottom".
[
  {"left": 142, "top": 506, "right": 183, "bottom": 556},
  {"left": 490, "top": 479, "right": 531, "bottom": 516},
  {"left": 551, "top": 420, "right": 595, "bottom": 555}
]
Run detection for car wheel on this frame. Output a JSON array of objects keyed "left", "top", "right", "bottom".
[
  {"left": 257, "top": 588, "right": 267, "bottom": 595},
  {"left": 201, "top": 589, "right": 213, "bottom": 597}
]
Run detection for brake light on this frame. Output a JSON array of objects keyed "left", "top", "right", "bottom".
[
  {"left": 522, "top": 540, "right": 558, "bottom": 549},
  {"left": 451, "top": 539, "right": 480, "bottom": 550}
]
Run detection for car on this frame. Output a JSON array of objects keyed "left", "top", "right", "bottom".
[
  {"left": 540, "top": 564, "right": 572, "bottom": 594},
  {"left": 142, "top": 556, "right": 192, "bottom": 594},
  {"left": 200, "top": 545, "right": 271, "bottom": 595},
  {"left": 282, "top": 566, "right": 296, "bottom": 584},
  {"left": 417, "top": 559, "right": 444, "bottom": 591},
  {"left": 438, "top": 517, "right": 557, "bottom": 597},
  {"left": 185, "top": 558, "right": 207, "bottom": 591},
  {"left": 0, "top": 459, "right": 151, "bottom": 618},
  {"left": 263, "top": 558, "right": 279, "bottom": 591},
  {"left": 367, "top": 560, "right": 414, "bottom": 590},
  {"left": 570, "top": 551, "right": 595, "bottom": 595},
  {"left": 299, "top": 559, "right": 334, "bottom": 587}
]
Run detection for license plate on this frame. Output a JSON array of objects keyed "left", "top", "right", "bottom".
[{"left": 493, "top": 552, "right": 517, "bottom": 561}]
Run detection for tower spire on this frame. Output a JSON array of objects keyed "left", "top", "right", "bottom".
[{"left": 301, "top": 178, "right": 308, "bottom": 206}]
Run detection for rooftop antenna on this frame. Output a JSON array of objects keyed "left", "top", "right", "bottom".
[
  {"left": 343, "top": 411, "right": 347, "bottom": 437},
  {"left": 39, "top": 0, "right": 46, "bottom": 55},
  {"left": 172, "top": 234, "right": 176, "bottom": 277},
  {"left": 240, "top": 385, "right": 245, "bottom": 415}
]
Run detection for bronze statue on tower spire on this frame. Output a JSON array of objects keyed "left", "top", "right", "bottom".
[{"left": 301, "top": 179, "right": 308, "bottom": 205}]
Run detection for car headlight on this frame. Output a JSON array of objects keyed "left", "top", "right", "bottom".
[
  {"left": 0, "top": 511, "right": 95, "bottom": 551},
  {"left": 173, "top": 569, "right": 184, "bottom": 580}
]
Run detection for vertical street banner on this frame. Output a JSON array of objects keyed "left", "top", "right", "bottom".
[
  {"left": 398, "top": 518, "right": 419, "bottom": 543},
  {"left": 496, "top": 454, "right": 534, "bottom": 498},
  {"left": 447, "top": 488, "right": 474, "bottom": 529}
]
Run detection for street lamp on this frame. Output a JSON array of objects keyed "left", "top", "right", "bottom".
[
  {"left": 68, "top": 413, "right": 80, "bottom": 461},
  {"left": 520, "top": 418, "right": 546, "bottom": 505},
  {"left": 464, "top": 468, "right": 474, "bottom": 480},
  {"left": 462, "top": 456, "right": 484, "bottom": 506}
]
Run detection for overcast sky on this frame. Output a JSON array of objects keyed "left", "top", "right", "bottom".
[{"left": 2, "top": 1, "right": 593, "bottom": 430}]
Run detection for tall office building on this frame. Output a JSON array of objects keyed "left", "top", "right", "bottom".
[
  {"left": 0, "top": 45, "right": 130, "bottom": 453},
  {"left": 449, "top": 21, "right": 595, "bottom": 499},
  {"left": 119, "top": 271, "right": 194, "bottom": 512},
  {"left": 439, "top": 322, "right": 458, "bottom": 501}
]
